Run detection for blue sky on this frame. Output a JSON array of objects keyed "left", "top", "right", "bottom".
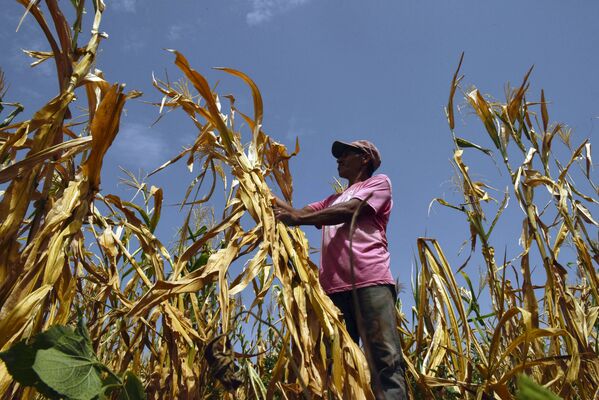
[{"left": 1, "top": 1, "right": 598, "bottom": 314}]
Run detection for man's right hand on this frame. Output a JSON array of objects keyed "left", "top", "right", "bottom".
[
  {"left": 273, "top": 205, "right": 301, "bottom": 226},
  {"left": 271, "top": 195, "right": 292, "bottom": 211}
]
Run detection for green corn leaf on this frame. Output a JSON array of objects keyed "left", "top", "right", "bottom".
[
  {"left": 455, "top": 137, "right": 493, "bottom": 156},
  {"left": 0, "top": 103, "right": 24, "bottom": 128}
]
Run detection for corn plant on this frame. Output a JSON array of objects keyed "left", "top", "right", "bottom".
[
  {"left": 404, "top": 53, "right": 599, "bottom": 399},
  {"left": 1, "top": 1, "right": 597, "bottom": 399},
  {"left": 1, "top": 1, "right": 373, "bottom": 398},
  {"left": 0, "top": 0, "right": 140, "bottom": 398}
]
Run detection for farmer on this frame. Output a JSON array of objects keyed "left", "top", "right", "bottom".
[{"left": 272, "top": 140, "right": 407, "bottom": 400}]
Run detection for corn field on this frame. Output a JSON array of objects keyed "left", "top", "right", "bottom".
[{"left": 0, "top": 2, "right": 597, "bottom": 399}]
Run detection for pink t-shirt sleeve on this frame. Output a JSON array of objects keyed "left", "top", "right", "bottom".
[
  {"left": 351, "top": 175, "right": 392, "bottom": 215},
  {"left": 306, "top": 194, "right": 338, "bottom": 229},
  {"left": 307, "top": 193, "right": 337, "bottom": 212}
]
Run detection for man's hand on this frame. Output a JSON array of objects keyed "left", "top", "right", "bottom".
[
  {"left": 273, "top": 205, "right": 301, "bottom": 226},
  {"left": 271, "top": 195, "right": 302, "bottom": 225}
]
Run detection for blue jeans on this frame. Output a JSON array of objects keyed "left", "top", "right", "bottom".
[{"left": 329, "top": 285, "right": 408, "bottom": 400}]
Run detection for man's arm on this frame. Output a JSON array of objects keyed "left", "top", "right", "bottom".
[
  {"left": 273, "top": 198, "right": 365, "bottom": 226},
  {"left": 272, "top": 196, "right": 304, "bottom": 213},
  {"left": 271, "top": 196, "right": 313, "bottom": 222}
]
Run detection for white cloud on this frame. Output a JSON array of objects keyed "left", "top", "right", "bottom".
[
  {"left": 167, "top": 25, "right": 184, "bottom": 41},
  {"left": 286, "top": 115, "right": 314, "bottom": 140},
  {"left": 167, "top": 24, "right": 193, "bottom": 41},
  {"left": 111, "top": 0, "right": 136, "bottom": 13},
  {"left": 121, "top": 30, "right": 147, "bottom": 53},
  {"left": 246, "top": 0, "right": 311, "bottom": 26},
  {"left": 111, "top": 122, "right": 168, "bottom": 170},
  {"left": 17, "top": 86, "right": 44, "bottom": 100},
  {"left": 122, "top": 39, "right": 145, "bottom": 53}
]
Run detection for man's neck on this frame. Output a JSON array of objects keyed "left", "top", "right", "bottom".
[{"left": 347, "top": 170, "right": 371, "bottom": 186}]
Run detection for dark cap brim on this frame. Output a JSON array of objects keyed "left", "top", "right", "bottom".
[{"left": 332, "top": 141, "right": 361, "bottom": 158}]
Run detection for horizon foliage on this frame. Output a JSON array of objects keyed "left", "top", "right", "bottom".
[{"left": 0, "top": 1, "right": 597, "bottom": 399}]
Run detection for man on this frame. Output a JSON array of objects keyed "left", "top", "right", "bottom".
[{"left": 273, "top": 139, "right": 407, "bottom": 400}]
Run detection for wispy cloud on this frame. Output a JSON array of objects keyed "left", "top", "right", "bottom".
[
  {"left": 110, "top": 122, "right": 197, "bottom": 171},
  {"left": 167, "top": 23, "right": 194, "bottom": 41},
  {"left": 286, "top": 115, "right": 314, "bottom": 141},
  {"left": 17, "top": 86, "right": 44, "bottom": 101},
  {"left": 121, "top": 30, "right": 147, "bottom": 53},
  {"left": 111, "top": 0, "right": 137, "bottom": 13},
  {"left": 246, "top": 0, "right": 311, "bottom": 26},
  {"left": 111, "top": 123, "right": 168, "bottom": 170}
]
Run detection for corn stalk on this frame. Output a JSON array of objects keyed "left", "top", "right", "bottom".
[
  {"left": 0, "top": 0, "right": 140, "bottom": 397},
  {"left": 405, "top": 54, "right": 599, "bottom": 399}
]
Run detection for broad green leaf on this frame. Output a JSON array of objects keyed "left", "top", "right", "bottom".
[
  {"left": 39, "top": 324, "right": 95, "bottom": 359},
  {"left": 516, "top": 375, "right": 562, "bottom": 400},
  {"left": 33, "top": 325, "right": 74, "bottom": 349},
  {"left": 0, "top": 341, "right": 57, "bottom": 398},
  {"left": 33, "top": 348, "right": 103, "bottom": 400},
  {"left": 0, "top": 341, "right": 38, "bottom": 386},
  {"left": 118, "top": 371, "right": 146, "bottom": 400},
  {"left": 2, "top": 324, "right": 103, "bottom": 400}
]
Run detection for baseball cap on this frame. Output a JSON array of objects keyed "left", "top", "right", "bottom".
[{"left": 331, "top": 140, "right": 382, "bottom": 171}]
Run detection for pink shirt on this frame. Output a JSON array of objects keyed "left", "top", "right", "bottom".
[{"left": 308, "top": 174, "right": 395, "bottom": 294}]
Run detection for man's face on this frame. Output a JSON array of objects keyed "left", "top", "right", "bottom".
[{"left": 336, "top": 148, "right": 368, "bottom": 179}]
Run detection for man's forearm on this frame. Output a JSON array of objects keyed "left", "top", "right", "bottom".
[
  {"left": 273, "top": 197, "right": 364, "bottom": 227},
  {"left": 294, "top": 201, "right": 359, "bottom": 226}
]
